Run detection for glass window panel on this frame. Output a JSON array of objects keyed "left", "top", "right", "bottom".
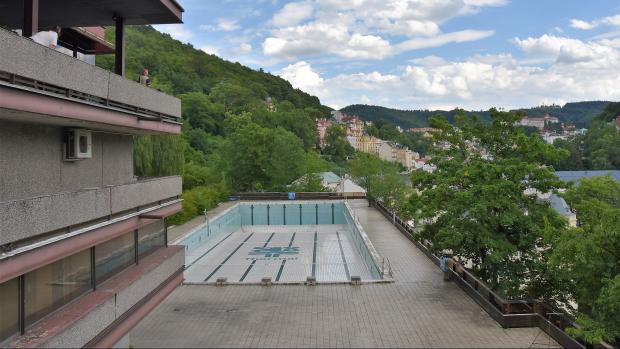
[
  {"left": 138, "top": 220, "right": 165, "bottom": 258},
  {"left": 0, "top": 278, "right": 19, "bottom": 342},
  {"left": 24, "top": 250, "right": 91, "bottom": 327},
  {"left": 95, "top": 232, "right": 135, "bottom": 285}
]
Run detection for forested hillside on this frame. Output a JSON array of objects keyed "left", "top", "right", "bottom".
[
  {"left": 551, "top": 102, "right": 620, "bottom": 170},
  {"left": 97, "top": 26, "right": 335, "bottom": 224},
  {"left": 98, "top": 26, "right": 329, "bottom": 113},
  {"left": 341, "top": 104, "right": 491, "bottom": 129},
  {"left": 343, "top": 101, "right": 610, "bottom": 129},
  {"left": 514, "top": 101, "right": 610, "bottom": 127}
]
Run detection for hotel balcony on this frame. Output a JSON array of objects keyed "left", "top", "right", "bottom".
[
  {"left": 0, "top": 1, "right": 186, "bottom": 346},
  {"left": 0, "top": 27, "right": 182, "bottom": 135},
  {"left": 0, "top": 176, "right": 182, "bottom": 248}
]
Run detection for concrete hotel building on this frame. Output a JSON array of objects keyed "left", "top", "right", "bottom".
[{"left": 0, "top": 0, "right": 185, "bottom": 347}]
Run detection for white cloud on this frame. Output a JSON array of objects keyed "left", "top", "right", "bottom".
[
  {"left": 263, "top": 23, "right": 493, "bottom": 59},
  {"left": 570, "top": 14, "right": 620, "bottom": 30},
  {"left": 199, "top": 45, "right": 220, "bottom": 55},
  {"left": 200, "top": 19, "right": 242, "bottom": 32},
  {"left": 154, "top": 24, "right": 193, "bottom": 42},
  {"left": 234, "top": 43, "right": 253, "bottom": 55},
  {"left": 278, "top": 61, "right": 325, "bottom": 96},
  {"left": 272, "top": 1, "right": 314, "bottom": 27},
  {"left": 515, "top": 34, "right": 620, "bottom": 67},
  {"left": 276, "top": 35, "right": 620, "bottom": 111},
  {"left": 463, "top": 0, "right": 508, "bottom": 6},
  {"left": 514, "top": 34, "right": 583, "bottom": 59},
  {"left": 217, "top": 19, "right": 242, "bottom": 31},
  {"left": 396, "top": 29, "right": 494, "bottom": 52},
  {"left": 570, "top": 19, "right": 596, "bottom": 30},
  {"left": 262, "top": 0, "right": 502, "bottom": 60}
]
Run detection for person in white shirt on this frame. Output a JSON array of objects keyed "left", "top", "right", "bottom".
[{"left": 30, "top": 26, "right": 61, "bottom": 49}]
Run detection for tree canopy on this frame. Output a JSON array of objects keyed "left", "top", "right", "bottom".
[
  {"left": 323, "top": 124, "right": 354, "bottom": 164},
  {"left": 407, "top": 109, "right": 569, "bottom": 298},
  {"left": 548, "top": 176, "right": 620, "bottom": 344}
]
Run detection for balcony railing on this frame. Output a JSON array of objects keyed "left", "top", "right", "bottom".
[
  {"left": 0, "top": 176, "right": 182, "bottom": 247},
  {"left": 0, "top": 28, "right": 181, "bottom": 126}
]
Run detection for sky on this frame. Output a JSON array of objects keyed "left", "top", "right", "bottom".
[{"left": 156, "top": 0, "right": 620, "bottom": 111}]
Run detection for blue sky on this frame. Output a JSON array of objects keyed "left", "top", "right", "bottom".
[{"left": 156, "top": 0, "right": 620, "bottom": 110}]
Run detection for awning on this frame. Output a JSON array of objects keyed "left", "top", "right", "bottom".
[{"left": 0, "top": 0, "right": 183, "bottom": 29}]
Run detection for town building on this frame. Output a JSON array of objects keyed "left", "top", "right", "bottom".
[
  {"left": 0, "top": 1, "right": 185, "bottom": 347},
  {"left": 540, "top": 131, "right": 567, "bottom": 144},
  {"left": 519, "top": 114, "right": 559, "bottom": 129},
  {"left": 354, "top": 135, "right": 383, "bottom": 154},
  {"left": 409, "top": 127, "right": 437, "bottom": 138},
  {"left": 316, "top": 118, "right": 333, "bottom": 148},
  {"left": 341, "top": 115, "right": 365, "bottom": 138}
]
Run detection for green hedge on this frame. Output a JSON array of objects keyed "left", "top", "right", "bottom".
[{"left": 168, "top": 185, "right": 229, "bottom": 226}]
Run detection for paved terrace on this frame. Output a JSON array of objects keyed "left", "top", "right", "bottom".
[{"left": 130, "top": 199, "right": 560, "bottom": 348}]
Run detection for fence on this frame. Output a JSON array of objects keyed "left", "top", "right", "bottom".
[
  {"left": 370, "top": 200, "right": 615, "bottom": 349},
  {"left": 231, "top": 192, "right": 365, "bottom": 201}
]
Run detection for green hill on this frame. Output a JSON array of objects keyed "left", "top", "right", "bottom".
[
  {"left": 97, "top": 25, "right": 330, "bottom": 114},
  {"left": 342, "top": 101, "right": 610, "bottom": 129},
  {"left": 340, "top": 104, "right": 491, "bottom": 129},
  {"left": 514, "top": 101, "right": 610, "bottom": 127}
]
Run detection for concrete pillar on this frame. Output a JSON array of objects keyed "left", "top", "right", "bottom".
[
  {"left": 114, "top": 14, "right": 125, "bottom": 76},
  {"left": 22, "top": 0, "right": 39, "bottom": 37}
]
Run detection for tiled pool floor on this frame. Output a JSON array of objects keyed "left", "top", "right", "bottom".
[{"left": 184, "top": 225, "right": 376, "bottom": 284}]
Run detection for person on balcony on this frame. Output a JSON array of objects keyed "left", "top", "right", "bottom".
[
  {"left": 138, "top": 69, "right": 152, "bottom": 87},
  {"left": 30, "top": 26, "right": 61, "bottom": 49}
]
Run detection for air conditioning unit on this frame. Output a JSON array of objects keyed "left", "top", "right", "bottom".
[{"left": 64, "top": 129, "right": 92, "bottom": 161}]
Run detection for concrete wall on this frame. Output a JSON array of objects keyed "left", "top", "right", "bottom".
[
  {"left": 0, "top": 121, "right": 134, "bottom": 203},
  {"left": 0, "top": 176, "right": 182, "bottom": 246},
  {"left": 40, "top": 247, "right": 184, "bottom": 348},
  {"left": 0, "top": 28, "right": 181, "bottom": 119}
]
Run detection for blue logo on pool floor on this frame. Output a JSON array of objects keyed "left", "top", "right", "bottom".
[{"left": 249, "top": 246, "right": 300, "bottom": 258}]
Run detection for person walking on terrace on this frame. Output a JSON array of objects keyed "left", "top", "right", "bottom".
[
  {"left": 139, "top": 68, "right": 152, "bottom": 87},
  {"left": 30, "top": 26, "right": 61, "bottom": 49}
]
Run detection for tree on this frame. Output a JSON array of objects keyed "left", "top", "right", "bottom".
[
  {"left": 583, "top": 121, "right": 620, "bottom": 169},
  {"left": 323, "top": 124, "right": 354, "bottom": 163},
  {"left": 214, "top": 118, "right": 308, "bottom": 191},
  {"left": 290, "top": 173, "right": 327, "bottom": 192},
  {"left": 265, "top": 128, "right": 306, "bottom": 190},
  {"left": 348, "top": 153, "right": 409, "bottom": 213},
  {"left": 552, "top": 137, "right": 585, "bottom": 170},
  {"left": 180, "top": 92, "right": 226, "bottom": 135},
  {"left": 408, "top": 109, "right": 568, "bottom": 298},
  {"left": 548, "top": 176, "right": 620, "bottom": 345},
  {"left": 134, "top": 135, "right": 185, "bottom": 178}
]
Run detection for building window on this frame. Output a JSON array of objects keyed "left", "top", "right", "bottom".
[
  {"left": 95, "top": 232, "right": 135, "bottom": 285},
  {"left": 0, "top": 278, "right": 19, "bottom": 342},
  {"left": 24, "top": 249, "right": 91, "bottom": 327},
  {"left": 138, "top": 220, "right": 166, "bottom": 258}
]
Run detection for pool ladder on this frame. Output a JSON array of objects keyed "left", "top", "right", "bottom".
[{"left": 381, "top": 257, "right": 393, "bottom": 278}]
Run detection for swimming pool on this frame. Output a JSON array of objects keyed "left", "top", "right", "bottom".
[{"left": 175, "top": 201, "right": 387, "bottom": 284}]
